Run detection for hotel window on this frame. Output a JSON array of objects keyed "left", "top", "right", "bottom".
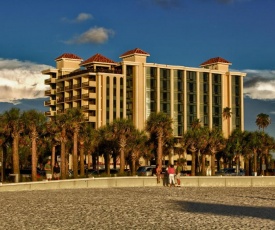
[
  {"left": 212, "top": 74, "right": 222, "bottom": 128},
  {"left": 120, "top": 78, "right": 123, "bottom": 118},
  {"left": 126, "top": 66, "right": 134, "bottom": 121},
  {"left": 146, "top": 67, "right": 157, "bottom": 118},
  {"left": 187, "top": 71, "right": 197, "bottom": 128},
  {"left": 106, "top": 77, "right": 110, "bottom": 123},
  {"left": 160, "top": 68, "right": 171, "bottom": 115}
]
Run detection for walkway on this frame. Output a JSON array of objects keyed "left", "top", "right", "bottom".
[{"left": 0, "top": 187, "right": 274, "bottom": 229}]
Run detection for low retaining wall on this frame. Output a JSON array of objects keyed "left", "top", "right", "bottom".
[{"left": 0, "top": 176, "right": 275, "bottom": 192}]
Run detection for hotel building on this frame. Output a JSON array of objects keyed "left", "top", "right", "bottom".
[{"left": 43, "top": 48, "right": 246, "bottom": 168}]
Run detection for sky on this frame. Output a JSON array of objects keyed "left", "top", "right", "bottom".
[{"left": 0, "top": 0, "right": 275, "bottom": 136}]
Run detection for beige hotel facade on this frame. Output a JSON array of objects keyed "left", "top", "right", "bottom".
[{"left": 43, "top": 48, "right": 246, "bottom": 169}]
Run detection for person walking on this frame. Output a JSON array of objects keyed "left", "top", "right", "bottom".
[
  {"left": 53, "top": 162, "right": 60, "bottom": 180},
  {"left": 167, "top": 164, "right": 175, "bottom": 187},
  {"left": 44, "top": 159, "right": 52, "bottom": 181},
  {"left": 175, "top": 162, "right": 182, "bottom": 187}
]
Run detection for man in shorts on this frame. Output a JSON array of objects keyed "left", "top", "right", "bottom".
[{"left": 45, "top": 159, "right": 52, "bottom": 180}]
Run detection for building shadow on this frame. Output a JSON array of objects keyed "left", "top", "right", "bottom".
[{"left": 171, "top": 200, "right": 275, "bottom": 221}]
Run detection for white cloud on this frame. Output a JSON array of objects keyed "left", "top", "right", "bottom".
[
  {"left": 66, "top": 27, "right": 114, "bottom": 44},
  {"left": 75, "top": 13, "right": 93, "bottom": 22},
  {"left": 242, "top": 69, "right": 275, "bottom": 100},
  {"left": 62, "top": 12, "right": 93, "bottom": 23},
  {"left": 0, "top": 58, "right": 51, "bottom": 104}
]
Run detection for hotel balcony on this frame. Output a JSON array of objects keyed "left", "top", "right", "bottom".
[
  {"left": 73, "top": 83, "right": 81, "bottom": 89},
  {"left": 81, "top": 105, "right": 89, "bottom": 111},
  {"left": 64, "top": 85, "right": 73, "bottom": 91},
  {"left": 64, "top": 97, "right": 73, "bottom": 102},
  {"left": 87, "top": 116, "right": 96, "bottom": 122},
  {"left": 72, "top": 95, "right": 81, "bottom": 100},
  {"left": 82, "top": 81, "right": 96, "bottom": 88},
  {"left": 57, "top": 97, "right": 64, "bottom": 103},
  {"left": 82, "top": 93, "right": 96, "bottom": 99},
  {"left": 89, "top": 104, "right": 96, "bottom": 110},
  {"left": 45, "top": 89, "right": 56, "bottom": 96},
  {"left": 81, "top": 104, "right": 96, "bottom": 111},
  {"left": 45, "top": 111, "right": 56, "bottom": 116},
  {"left": 44, "top": 100, "right": 56, "bottom": 106},
  {"left": 57, "top": 87, "right": 64, "bottom": 92},
  {"left": 44, "top": 78, "right": 56, "bottom": 85},
  {"left": 57, "top": 109, "right": 64, "bottom": 114}
]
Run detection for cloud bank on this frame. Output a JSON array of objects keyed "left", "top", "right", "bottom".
[
  {"left": 0, "top": 58, "right": 273, "bottom": 105},
  {"left": 243, "top": 69, "right": 275, "bottom": 100},
  {"left": 0, "top": 58, "right": 51, "bottom": 104},
  {"left": 66, "top": 27, "right": 114, "bottom": 44}
]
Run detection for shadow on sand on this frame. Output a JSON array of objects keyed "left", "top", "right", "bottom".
[{"left": 171, "top": 200, "right": 275, "bottom": 221}]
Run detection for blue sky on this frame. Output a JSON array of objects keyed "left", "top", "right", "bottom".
[{"left": 0, "top": 0, "right": 275, "bottom": 136}]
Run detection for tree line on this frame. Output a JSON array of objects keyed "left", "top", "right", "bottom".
[{"left": 0, "top": 108, "right": 274, "bottom": 182}]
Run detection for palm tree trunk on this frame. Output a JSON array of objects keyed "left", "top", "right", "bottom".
[
  {"left": 211, "top": 154, "right": 215, "bottom": 176},
  {"left": 79, "top": 144, "right": 85, "bottom": 177},
  {"left": 12, "top": 133, "right": 20, "bottom": 175},
  {"left": 51, "top": 145, "right": 56, "bottom": 172},
  {"left": 131, "top": 150, "right": 137, "bottom": 176},
  {"left": 157, "top": 135, "right": 163, "bottom": 167},
  {"left": 73, "top": 131, "right": 78, "bottom": 179},
  {"left": 261, "top": 156, "right": 265, "bottom": 176},
  {"left": 191, "top": 151, "right": 196, "bottom": 176},
  {"left": 87, "top": 151, "right": 91, "bottom": 169},
  {"left": 253, "top": 149, "right": 257, "bottom": 175},
  {"left": 119, "top": 137, "right": 126, "bottom": 174},
  {"left": 60, "top": 127, "right": 67, "bottom": 179},
  {"left": 201, "top": 154, "right": 206, "bottom": 176},
  {"left": 131, "top": 157, "right": 136, "bottom": 176},
  {"left": 31, "top": 134, "right": 37, "bottom": 181},
  {"left": 61, "top": 141, "right": 66, "bottom": 179},
  {"left": 245, "top": 157, "right": 250, "bottom": 176},
  {"left": 92, "top": 154, "right": 96, "bottom": 170},
  {"left": 106, "top": 153, "right": 110, "bottom": 175}
]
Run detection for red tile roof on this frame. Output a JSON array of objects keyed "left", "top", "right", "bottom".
[
  {"left": 120, "top": 48, "right": 150, "bottom": 58},
  {"left": 55, "top": 53, "right": 82, "bottom": 61},
  {"left": 81, "top": 53, "right": 116, "bottom": 65},
  {"left": 200, "top": 57, "right": 231, "bottom": 66}
]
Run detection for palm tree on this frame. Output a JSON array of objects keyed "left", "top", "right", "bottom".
[
  {"left": 85, "top": 126, "right": 101, "bottom": 170},
  {"left": 66, "top": 108, "right": 85, "bottom": 179},
  {"left": 246, "top": 131, "right": 262, "bottom": 175},
  {"left": 227, "top": 129, "right": 246, "bottom": 174},
  {"left": 197, "top": 127, "right": 210, "bottom": 176},
  {"left": 145, "top": 112, "right": 173, "bottom": 167},
  {"left": 22, "top": 110, "right": 47, "bottom": 181},
  {"left": 223, "top": 107, "right": 232, "bottom": 137},
  {"left": 128, "top": 129, "right": 148, "bottom": 175},
  {"left": 78, "top": 122, "right": 89, "bottom": 177},
  {"left": 256, "top": 113, "right": 271, "bottom": 131},
  {"left": 0, "top": 108, "right": 24, "bottom": 178},
  {"left": 54, "top": 113, "right": 69, "bottom": 179},
  {"left": 207, "top": 128, "right": 225, "bottom": 176},
  {"left": 183, "top": 128, "right": 202, "bottom": 176},
  {"left": 223, "top": 107, "right": 232, "bottom": 120},
  {"left": 191, "top": 118, "right": 201, "bottom": 129},
  {"left": 45, "top": 120, "right": 60, "bottom": 173},
  {"left": 258, "top": 132, "right": 275, "bottom": 175},
  {"left": 106, "top": 119, "right": 135, "bottom": 174}
]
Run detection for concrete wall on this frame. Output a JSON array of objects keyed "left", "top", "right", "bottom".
[{"left": 0, "top": 176, "right": 275, "bottom": 192}]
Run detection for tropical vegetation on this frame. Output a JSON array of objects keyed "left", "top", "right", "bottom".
[{"left": 0, "top": 108, "right": 274, "bottom": 182}]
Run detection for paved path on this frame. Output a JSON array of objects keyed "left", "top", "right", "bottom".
[{"left": 0, "top": 187, "right": 274, "bottom": 229}]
